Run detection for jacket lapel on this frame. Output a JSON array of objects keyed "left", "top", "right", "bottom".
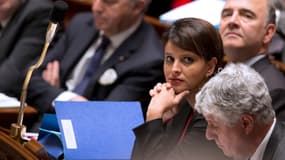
[
  {"left": 61, "top": 18, "right": 99, "bottom": 80},
  {"left": 84, "top": 22, "right": 146, "bottom": 96}
]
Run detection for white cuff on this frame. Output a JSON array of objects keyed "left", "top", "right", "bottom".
[{"left": 52, "top": 91, "right": 79, "bottom": 106}]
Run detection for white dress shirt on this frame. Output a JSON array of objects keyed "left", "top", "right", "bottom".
[{"left": 243, "top": 55, "right": 266, "bottom": 67}]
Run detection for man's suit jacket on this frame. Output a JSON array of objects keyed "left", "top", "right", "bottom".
[
  {"left": 27, "top": 13, "right": 164, "bottom": 113},
  {"left": 0, "top": 0, "right": 52, "bottom": 97},
  {"left": 263, "top": 121, "right": 285, "bottom": 160},
  {"left": 252, "top": 56, "right": 285, "bottom": 121}
]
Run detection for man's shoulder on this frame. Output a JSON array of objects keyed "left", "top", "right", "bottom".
[
  {"left": 68, "top": 12, "right": 93, "bottom": 28},
  {"left": 130, "top": 20, "right": 163, "bottom": 50},
  {"left": 252, "top": 57, "right": 285, "bottom": 90}
]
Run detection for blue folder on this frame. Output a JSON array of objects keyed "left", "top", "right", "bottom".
[
  {"left": 54, "top": 101, "right": 144, "bottom": 160},
  {"left": 38, "top": 114, "right": 63, "bottom": 160}
]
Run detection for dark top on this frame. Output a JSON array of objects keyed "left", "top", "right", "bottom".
[{"left": 132, "top": 101, "right": 230, "bottom": 160}]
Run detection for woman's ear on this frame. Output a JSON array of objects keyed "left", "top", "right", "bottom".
[{"left": 206, "top": 57, "right": 218, "bottom": 77}]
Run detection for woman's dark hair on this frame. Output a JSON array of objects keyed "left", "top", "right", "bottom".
[{"left": 163, "top": 18, "right": 224, "bottom": 73}]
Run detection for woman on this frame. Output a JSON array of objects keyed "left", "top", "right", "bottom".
[{"left": 131, "top": 18, "right": 229, "bottom": 160}]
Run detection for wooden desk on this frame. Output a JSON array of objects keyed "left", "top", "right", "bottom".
[{"left": 0, "top": 106, "right": 38, "bottom": 129}]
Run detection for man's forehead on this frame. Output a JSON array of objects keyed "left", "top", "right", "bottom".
[{"left": 224, "top": 0, "right": 268, "bottom": 10}]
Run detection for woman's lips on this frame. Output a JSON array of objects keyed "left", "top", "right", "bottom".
[{"left": 168, "top": 78, "right": 183, "bottom": 85}]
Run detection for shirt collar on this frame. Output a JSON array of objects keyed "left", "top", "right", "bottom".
[
  {"left": 250, "top": 118, "right": 276, "bottom": 160},
  {"left": 243, "top": 55, "right": 266, "bottom": 66}
]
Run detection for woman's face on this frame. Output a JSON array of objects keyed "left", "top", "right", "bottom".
[{"left": 164, "top": 41, "right": 215, "bottom": 95}]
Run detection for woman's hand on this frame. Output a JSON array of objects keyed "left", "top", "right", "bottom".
[{"left": 146, "top": 83, "right": 189, "bottom": 122}]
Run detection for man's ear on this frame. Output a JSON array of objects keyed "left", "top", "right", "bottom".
[
  {"left": 240, "top": 114, "right": 255, "bottom": 135},
  {"left": 263, "top": 23, "right": 276, "bottom": 44},
  {"left": 206, "top": 57, "right": 218, "bottom": 77},
  {"left": 132, "top": 0, "right": 146, "bottom": 15}
]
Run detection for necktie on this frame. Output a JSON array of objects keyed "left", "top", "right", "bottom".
[{"left": 73, "top": 35, "right": 110, "bottom": 94}]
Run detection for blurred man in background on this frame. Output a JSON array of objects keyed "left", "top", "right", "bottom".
[
  {"left": 27, "top": 0, "right": 164, "bottom": 120},
  {"left": 0, "top": 0, "right": 53, "bottom": 99}
]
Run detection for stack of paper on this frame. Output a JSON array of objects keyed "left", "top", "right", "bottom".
[{"left": 0, "top": 93, "right": 20, "bottom": 108}]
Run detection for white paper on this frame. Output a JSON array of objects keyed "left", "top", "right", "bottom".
[
  {"left": 61, "top": 119, "right": 78, "bottom": 149},
  {"left": 0, "top": 93, "right": 20, "bottom": 108}
]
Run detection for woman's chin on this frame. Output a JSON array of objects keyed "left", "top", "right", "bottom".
[{"left": 173, "top": 87, "right": 189, "bottom": 94}]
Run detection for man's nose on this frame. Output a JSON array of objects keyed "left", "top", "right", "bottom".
[{"left": 228, "top": 13, "right": 240, "bottom": 28}]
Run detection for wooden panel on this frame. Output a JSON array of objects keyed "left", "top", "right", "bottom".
[{"left": 0, "top": 106, "right": 38, "bottom": 129}]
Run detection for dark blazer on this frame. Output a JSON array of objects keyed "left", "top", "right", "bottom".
[
  {"left": 132, "top": 101, "right": 229, "bottom": 160},
  {"left": 27, "top": 13, "right": 164, "bottom": 113},
  {"left": 0, "top": 0, "right": 52, "bottom": 97},
  {"left": 263, "top": 121, "right": 285, "bottom": 160},
  {"left": 252, "top": 56, "right": 285, "bottom": 121}
]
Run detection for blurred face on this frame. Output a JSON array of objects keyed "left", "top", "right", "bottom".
[
  {"left": 205, "top": 114, "right": 250, "bottom": 159},
  {"left": 163, "top": 41, "right": 215, "bottom": 96},
  {"left": 92, "top": 0, "right": 143, "bottom": 36},
  {"left": 219, "top": 0, "right": 274, "bottom": 62},
  {"left": 0, "top": 0, "right": 20, "bottom": 21}
]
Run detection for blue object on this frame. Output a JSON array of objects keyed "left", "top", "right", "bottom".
[
  {"left": 38, "top": 114, "right": 63, "bottom": 160},
  {"left": 54, "top": 101, "right": 144, "bottom": 160}
]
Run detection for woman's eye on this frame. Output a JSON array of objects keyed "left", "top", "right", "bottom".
[
  {"left": 183, "top": 57, "right": 194, "bottom": 64},
  {"left": 165, "top": 55, "right": 174, "bottom": 63}
]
